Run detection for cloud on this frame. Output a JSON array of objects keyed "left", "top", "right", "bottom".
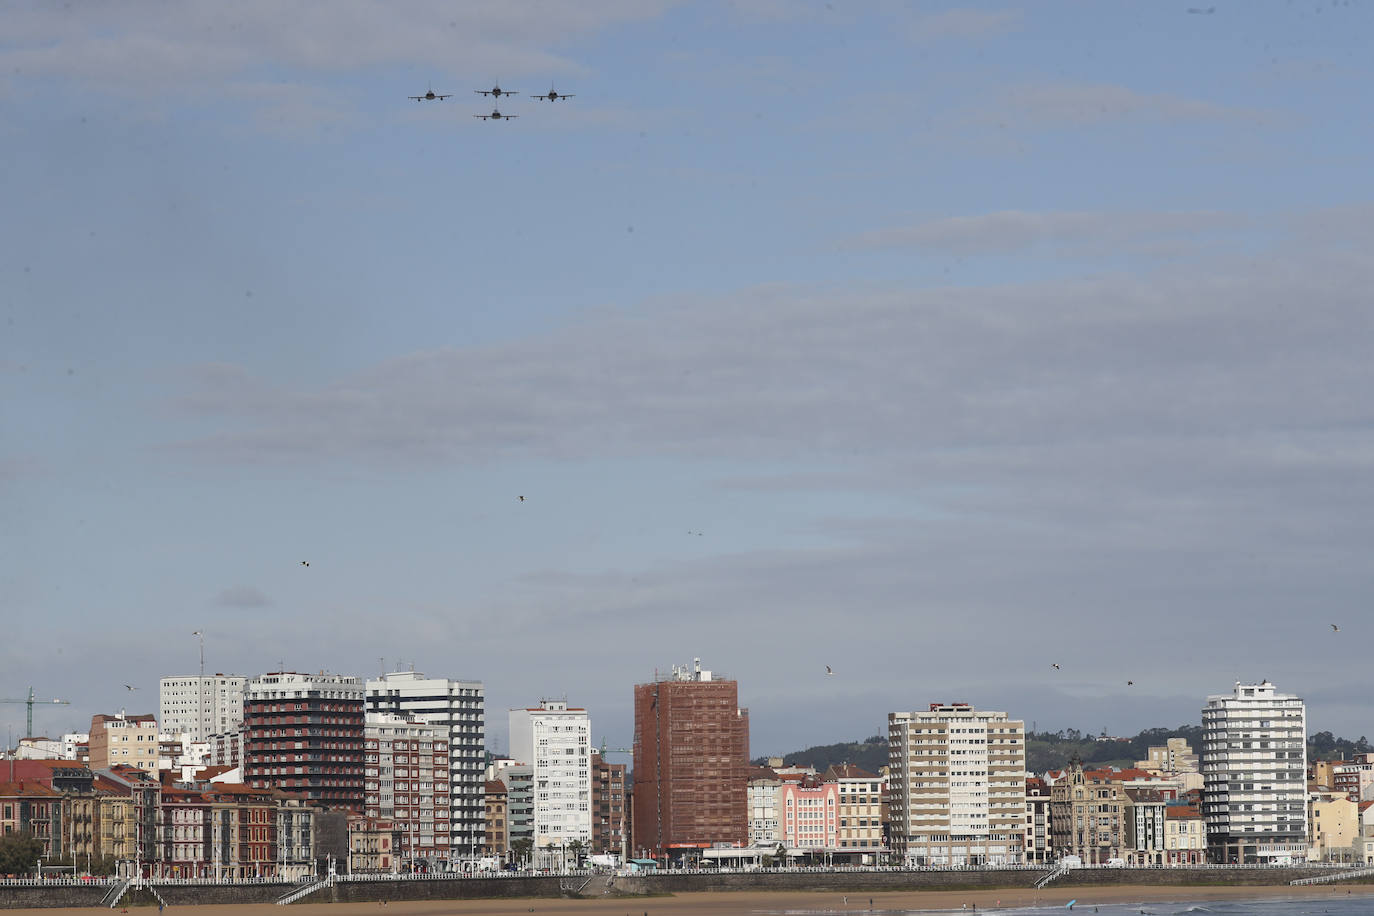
[
  {"left": 0, "top": 2, "right": 671, "bottom": 106},
  {"left": 839, "top": 209, "right": 1246, "bottom": 255},
  {"left": 215, "top": 584, "right": 272, "bottom": 608},
  {"left": 906, "top": 8, "right": 1022, "bottom": 42},
  {"left": 167, "top": 228, "right": 1374, "bottom": 475},
  {"left": 999, "top": 81, "right": 1264, "bottom": 125}
]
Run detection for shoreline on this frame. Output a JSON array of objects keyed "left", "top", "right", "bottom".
[{"left": 6, "top": 885, "right": 1374, "bottom": 915}]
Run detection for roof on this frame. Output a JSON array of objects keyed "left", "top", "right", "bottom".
[
  {"left": 0, "top": 781, "right": 61, "bottom": 797},
  {"left": 1166, "top": 805, "right": 1202, "bottom": 819},
  {"left": 91, "top": 713, "right": 157, "bottom": 725},
  {"left": 824, "top": 763, "right": 877, "bottom": 780},
  {"left": 485, "top": 779, "right": 507, "bottom": 794}
]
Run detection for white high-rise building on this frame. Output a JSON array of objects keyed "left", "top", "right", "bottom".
[
  {"left": 888, "top": 703, "right": 1027, "bottom": 866},
  {"left": 366, "top": 670, "right": 486, "bottom": 857},
  {"left": 159, "top": 674, "right": 247, "bottom": 743},
  {"left": 1201, "top": 680, "right": 1308, "bottom": 864},
  {"left": 509, "top": 699, "right": 592, "bottom": 868}
]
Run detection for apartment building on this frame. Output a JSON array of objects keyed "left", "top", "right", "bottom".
[
  {"left": 590, "top": 749, "right": 626, "bottom": 861},
  {"left": 825, "top": 764, "right": 884, "bottom": 861},
  {"left": 1201, "top": 680, "right": 1308, "bottom": 864},
  {"left": 365, "top": 670, "right": 486, "bottom": 856},
  {"left": 242, "top": 671, "right": 366, "bottom": 810},
  {"left": 89, "top": 713, "right": 159, "bottom": 773},
  {"left": 888, "top": 703, "right": 1027, "bottom": 866},
  {"left": 509, "top": 700, "right": 592, "bottom": 868},
  {"left": 747, "top": 766, "right": 782, "bottom": 847},
  {"left": 159, "top": 674, "right": 247, "bottom": 743},
  {"left": 483, "top": 779, "right": 508, "bottom": 859},
  {"left": 364, "top": 712, "right": 451, "bottom": 870},
  {"left": 1049, "top": 757, "right": 1130, "bottom": 864},
  {"left": 632, "top": 659, "right": 750, "bottom": 860}
]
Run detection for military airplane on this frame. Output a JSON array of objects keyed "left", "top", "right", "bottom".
[
  {"left": 475, "top": 83, "right": 517, "bottom": 99},
  {"left": 475, "top": 109, "right": 518, "bottom": 120},
  {"left": 409, "top": 84, "right": 452, "bottom": 101},
  {"left": 532, "top": 86, "right": 574, "bottom": 102}
]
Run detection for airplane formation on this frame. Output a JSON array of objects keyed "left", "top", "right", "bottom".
[{"left": 410, "top": 82, "right": 574, "bottom": 123}]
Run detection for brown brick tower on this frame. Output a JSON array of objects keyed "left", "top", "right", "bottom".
[{"left": 632, "top": 659, "right": 749, "bottom": 862}]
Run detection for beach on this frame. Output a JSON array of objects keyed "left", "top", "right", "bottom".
[{"left": 9, "top": 885, "right": 1374, "bottom": 916}]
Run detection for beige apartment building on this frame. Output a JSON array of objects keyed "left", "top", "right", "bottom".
[
  {"left": 1050, "top": 757, "right": 1130, "bottom": 864},
  {"left": 825, "top": 764, "right": 885, "bottom": 861},
  {"left": 88, "top": 713, "right": 159, "bottom": 772},
  {"left": 888, "top": 703, "right": 1027, "bottom": 866},
  {"left": 1163, "top": 804, "right": 1206, "bottom": 864},
  {"left": 1309, "top": 791, "right": 1360, "bottom": 862}
]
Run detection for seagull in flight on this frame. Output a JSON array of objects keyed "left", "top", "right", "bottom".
[
  {"left": 1331, "top": 623, "right": 1339, "bottom": 631},
  {"left": 1127, "top": 680, "right": 1134, "bottom": 686},
  {"left": 124, "top": 684, "right": 138, "bottom": 691},
  {"left": 518, "top": 495, "right": 525, "bottom": 502},
  {"left": 826, "top": 665, "right": 835, "bottom": 676},
  {"left": 300, "top": 560, "right": 310, "bottom": 567},
  {"left": 1051, "top": 663, "right": 1061, "bottom": 670}
]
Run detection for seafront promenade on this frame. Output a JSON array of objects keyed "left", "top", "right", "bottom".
[{"left": 3, "top": 864, "right": 1373, "bottom": 909}]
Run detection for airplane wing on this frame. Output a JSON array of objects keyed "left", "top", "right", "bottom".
[
  {"left": 409, "top": 96, "right": 423, "bottom": 100},
  {"left": 560, "top": 94, "right": 574, "bottom": 99},
  {"left": 437, "top": 94, "right": 452, "bottom": 99}
]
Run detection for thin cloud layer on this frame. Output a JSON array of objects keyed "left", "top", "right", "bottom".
[
  {"left": 0, "top": 2, "right": 670, "bottom": 97},
  {"left": 906, "top": 8, "right": 1023, "bottom": 42},
  {"left": 839, "top": 209, "right": 1245, "bottom": 255},
  {"left": 1001, "top": 81, "right": 1264, "bottom": 125}
]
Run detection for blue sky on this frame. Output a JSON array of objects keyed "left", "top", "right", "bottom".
[{"left": 4, "top": 1, "right": 1373, "bottom": 756}]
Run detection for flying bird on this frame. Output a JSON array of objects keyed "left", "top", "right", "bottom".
[
  {"left": 1051, "top": 663, "right": 1061, "bottom": 670},
  {"left": 1127, "top": 680, "right": 1134, "bottom": 686},
  {"left": 300, "top": 561, "right": 310, "bottom": 567},
  {"left": 124, "top": 684, "right": 138, "bottom": 691},
  {"left": 826, "top": 665, "right": 835, "bottom": 676},
  {"left": 1331, "top": 623, "right": 1340, "bottom": 631},
  {"left": 518, "top": 495, "right": 525, "bottom": 502}
]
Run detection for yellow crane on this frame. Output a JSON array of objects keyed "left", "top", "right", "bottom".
[{"left": 0, "top": 687, "right": 71, "bottom": 739}]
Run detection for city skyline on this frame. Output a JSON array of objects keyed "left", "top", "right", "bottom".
[{"left": 5, "top": 2, "right": 1373, "bottom": 755}]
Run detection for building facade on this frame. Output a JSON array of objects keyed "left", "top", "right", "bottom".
[
  {"left": 825, "top": 764, "right": 884, "bottom": 861},
  {"left": 509, "top": 700, "right": 592, "bottom": 868},
  {"left": 590, "top": 750, "right": 627, "bottom": 861},
  {"left": 1049, "top": 759, "right": 1129, "bottom": 865},
  {"left": 632, "top": 659, "right": 750, "bottom": 861},
  {"left": 780, "top": 776, "right": 839, "bottom": 853},
  {"left": 888, "top": 703, "right": 1027, "bottom": 866},
  {"left": 483, "top": 779, "right": 508, "bottom": 859},
  {"left": 364, "top": 712, "right": 450, "bottom": 870},
  {"left": 365, "top": 670, "right": 486, "bottom": 856},
  {"left": 159, "top": 674, "right": 248, "bottom": 743},
  {"left": 1201, "top": 681, "right": 1309, "bottom": 864},
  {"left": 747, "top": 766, "right": 782, "bottom": 848},
  {"left": 89, "top": 713, "right": 160, "bottom": 773},
  {"left": 242, "top": 672, "right": 366, "bottom": 810}
]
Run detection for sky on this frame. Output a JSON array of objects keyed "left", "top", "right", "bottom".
[{"left": 3, "top": 0, "right": 1373, "bottom": 759}]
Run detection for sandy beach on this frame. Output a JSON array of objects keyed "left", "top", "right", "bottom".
[{"left": 11, "top": 885, "right": 1374, "bottom": 916}]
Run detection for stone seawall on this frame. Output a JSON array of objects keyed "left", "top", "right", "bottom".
[{"left": 3, "top": 869, "right": 1373, "bottom": 909}]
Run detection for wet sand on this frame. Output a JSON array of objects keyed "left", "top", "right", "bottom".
[{"left": 15, "top": 885, "right": 1374, "bottom": 916}]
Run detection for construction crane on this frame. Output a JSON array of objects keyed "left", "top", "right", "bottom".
[
  {"left": 0, "top": 687, "right": 71, "bottom": 739},
  {"left": 598, "top": 738, "right": 633, "bottom": 758}
]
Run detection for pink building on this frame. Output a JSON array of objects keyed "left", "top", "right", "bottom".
[{"left": 780, "top": 776, "right": 839, "bottom": 851}]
